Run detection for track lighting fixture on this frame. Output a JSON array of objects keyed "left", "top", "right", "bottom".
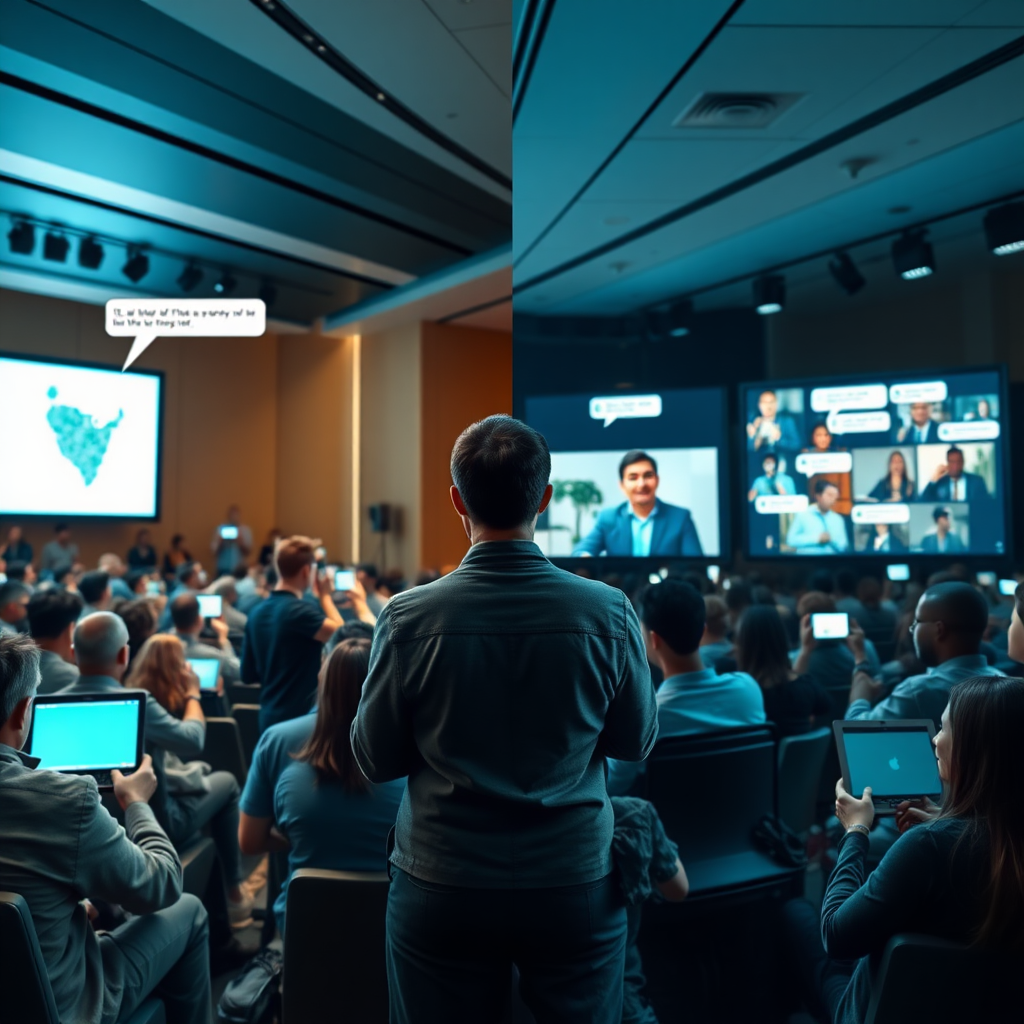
[
  {"left": 828, "top": 251, "right": 865, "bottom": 295},
  {"left": 753, "top": 274, "right": 785, "bottom": 315},
  {"left": 892, "top": 230, "right": 934, "bottom": 280}
]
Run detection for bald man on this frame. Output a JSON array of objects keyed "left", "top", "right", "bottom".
[{"left": 845, "top": 582, "right": 1003, "bottom": 728}]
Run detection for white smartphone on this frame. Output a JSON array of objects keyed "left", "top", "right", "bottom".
[
  {"left": 334, "top": 569, "right": 356, "bottom": 592},
  {"left": 999, "top": 579, "right": 1018, "bottom": 597},
  {"left": 197, "top": 594, "right": 223, "bottom": 619},
  {"left": 219, "top": 525, "right": 239, "bottom": 540},
  {"left": 886, "top": 564, "right": 910, "bottom": 582},
  {"left": 145, "top": 580, "right": 162, "bottom": 597},
  {"left": 706, "top": 564, "right": 721, "bottom": 585},
  {"left": 811, "top": 612, "right": 850, "bottom": 641}
]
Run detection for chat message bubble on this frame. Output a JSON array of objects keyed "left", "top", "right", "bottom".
[
  {"left": 889, "top": 381, "right": 948, "bottom": 404},
  {"left": 106, "top": 299, "right": 267, "bottom": 370},
  {"left": 810, "top": 384, "right": 887, "bottom": 413},
  {"left": 794, "top": 452, "right": 853, "bottom": 476},
  {"left": 754, "top": 494, "right": 809, "bottom": 515},
  {"left": 851, "top": 504, "right": 911, "bottom": 525},
  {"left": 938, "top": 421, "right": 1000, "bottom": 442},
  {"left": 589, "top": 394, "right": 662, "bottom": 428},
  {"left": 825, "top": 410, "right": 892, "bottom": 435}
]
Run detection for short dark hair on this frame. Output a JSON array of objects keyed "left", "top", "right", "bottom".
[
  {"left": 619, "top": 450, "right": 657, "bottom": 480},
  {"left": 450, "top": 415, "right": 550, "bottom": 530},
  {"left": 326, "top": 619, "right": 375, "bottom": 655},
  {"left": 4, "top": 561, "right": 30, "bottom": 582},
  {"left": 640, "top": 579, "right": 706, "bottom": 656},
  {"left": 170, "top": 593, "right": 201, "bottom": 631},
  {"left": 947, "top": 446, "right": 964, "bottom": 460},
  {"left": 355, "top": 563, "right": 378, "bottom": 580},
  {"left": 124, "top": 569, "right": 148, "bottom": 593},
  {"left": 836, "top": 569, "right": 857, "bottom": 595},
  {"left": 78, "top": 571, "right": 110, "bottom": 605},
  {"left": 175, "top": 561, "right": 198, "bottom": 585},
  {"left": 921, "top": 581, "right": 989, "bottom": 640},
  {"left": 275, "top": 536, "right": 316, "bottom": 579},
  {"left": 933, "top": 506, "right": 951, "bottom": 521},
  {"left": 762, "top": 453, "right": 778, "bottom": 466},
  {"left": 0, "top": 580, "right": 30, "bottom": 611},
  {"left": 808, "top": 570, "right": 835, "bottom": 594},
  {"left": 54, "top": 522, "right": 68, "bottom": 533},
  {"left": 26, "top": 589, "right": 83, "bottom": 638},
  {"left": 814, "top": 479, "right": 838, "bottom": 496}
]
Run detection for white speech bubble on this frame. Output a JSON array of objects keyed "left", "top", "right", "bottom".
[
  {"left": 589, "top": 394, "right": 662, "bottom": 428},
  {"left": 851, "top": 504, "right": 911, "bottom": 525},
  {"left": 106, "top": 299, "right": 267, "bottom": 370},
  {"left": 794, "top": 452, "right": 853, "bottom": 475},
  {"left": 755, "top": 494, "right": 809, "bottom": 515},
  {"left": 938, "top": 421, "right": 1000, "bottom": 442},
  {"left": 810, "top": 384, "right": 888, "bottom": 413},
  {"left": 889, "top": 381, "right": 948, "bottom": 404},
  {"left": 825, "top": 410, "right": 892, "bottom": 435}
]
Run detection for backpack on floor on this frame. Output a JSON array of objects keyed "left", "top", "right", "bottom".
[{"left": 217, "top": 947, "right": 283, "bottom": 1024}]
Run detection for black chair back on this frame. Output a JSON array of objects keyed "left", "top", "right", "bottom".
[
  {"left": 203, "top": 717, "right": 248, "bottom": 783},
  {"left": 231, "top": 704, "right": 261, "bottom": 766},
  {"left": 0, "top": 891, "right": 59, "bottom": 1024},
  {"left": 777, "top": 727, "right": 832, "bottom": 836}
]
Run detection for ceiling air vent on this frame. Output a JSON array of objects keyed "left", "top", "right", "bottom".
[{"left": 673, "top": 92, "right": 803, "bottom": 129}]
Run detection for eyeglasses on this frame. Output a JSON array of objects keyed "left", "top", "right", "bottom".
[{"left": 909, "top": 617, "right": 941, "bottom": 634}]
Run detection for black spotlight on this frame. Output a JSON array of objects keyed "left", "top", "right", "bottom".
[
  {"left": 122, "top": 246, "right": 150, "bottom": 283},
  {"left": 177, "top": 261, "right": 203, "bottom": 292},
  {"left": 666, "top": 299, "right": 693, "bottom": 337},
  {"left": 983, "top": 201, "right": 1024, "bottom": 256},
  {"left": 892, "top": 230, "right": 934, "bottom": 280},
  {"left": 213, "top": 271, "right": 237, "bottom": 295},
  {"left": 753, "top": 274, "right": 785, "bottom": 315},
  {"left": 43, "top": 231, "right": 70, "bottom": 262},
  {"left": 828, "top": 251, "right": 865, "bottom": 295},
  {"left": 78, "top": 236, "right": 104, "bottom": 269},
  {"left": 258, "top": 282, "right": 277, "bottom": 307},
  {"left": 7, "top": 220, "right": 35, "bottom": 254}
]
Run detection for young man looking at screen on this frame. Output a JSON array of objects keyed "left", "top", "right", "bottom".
[
  {"left": 572, "top": 449, "right": 703, "bottom": 557},
  {"left": 351, "top": 415, "right": 658, "bottom": 1024}
]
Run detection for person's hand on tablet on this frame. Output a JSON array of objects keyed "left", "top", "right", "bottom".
[
  {"left": 835, "top": 779, "right": 874, "bottom": 832},
  {"left": 113, "top": 754, "right": 158, "bottom": 811},
  {"left": 799, "top": 614, "right": 816, "bottom": 651},
  {"left": 894, "top": 796, "right": 940, "bottom": 833},
  {"left": 846, "top": 618, "right": 867, "bottom": 662}
]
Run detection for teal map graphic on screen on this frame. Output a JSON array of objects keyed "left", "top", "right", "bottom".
[{"left": 46, "top": 386, "right": 124, "bottom": 486}]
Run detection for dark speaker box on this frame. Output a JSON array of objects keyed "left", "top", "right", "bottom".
[{"left": 369, "top": 503, "right": 391, "bottom": 533}]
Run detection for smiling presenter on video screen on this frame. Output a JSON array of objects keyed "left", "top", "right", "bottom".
[{"left": 572, "top": 450, "right": 703, "bottom": 557}]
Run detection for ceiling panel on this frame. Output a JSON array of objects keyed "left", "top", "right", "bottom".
[
  {"left": 730, "top": 0, "right": 985, "bottom": 28},
  {"left": 457, "top": 23, "right": 514, "bottom": 97}
]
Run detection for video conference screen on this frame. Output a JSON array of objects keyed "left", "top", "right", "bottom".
[
  {"left": 524, "top": 388, "right": 727, "bottom": 559},
  {"left": 0, "top": 353, "right": 163, "bottom": 518},
  {"left": 740, "top": 368, "right": 1009, "bottom": 559}
]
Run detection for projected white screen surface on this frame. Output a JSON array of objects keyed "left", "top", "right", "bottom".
[{"left": 0, "top": 356, "right": 161, "bottom": 517}]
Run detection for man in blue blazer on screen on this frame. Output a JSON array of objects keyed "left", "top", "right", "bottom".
[{"left": 573, "top": 450, "right": 703, "bottom": 557}]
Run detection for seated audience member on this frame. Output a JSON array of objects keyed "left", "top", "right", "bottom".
[
  {"left": 2, "top": 524, "right": 33, "bottom": 564},
  {"left": 786, "top": 676, "right": 1024, "bottom": 1023},
  {"left": 124, "top": 569, "right": 151, "bottom": 597},
  {"left": 238, "top": 638, "right": 405, "bottom": 938},
  {"left": 833, "top": 570, "right": 860, "bottom": 616},
  {"left": 207, "top": 576, "right": 248, "bottom": 633},
  {"left": 162, "top": 533, "right": 192, "bottom": 581},
  {"left": 171, "top": 592, "right": 241, "bottom": 685},
  {"left": 78, "top": 570, "right": 113, "bottom": 618},
  {"left": 725, "top": 580, "right": 752, "bottom": 636},
  {"left": 126, "top": 634, "right": 252, "bottom": 924},
  {"left": 699, "top": 595, "right": 733, "bottom": 669},
  {"left": 325, "top": 618, "right": 376, "bottom": 655},
  {"left": 850, "top": 576, "right": 897, "bottom": 640},
  {"left": 792, "top": 592, "right": 880, "bottom": 690},
  {"left": 735, "top": 605, "right": 831, "bottom": 736},
  {"left": 236, "top": 565, "right": 269, "bottom": 616},
  {"left": 127, "top": 528, "right": 159, "bottom": 570},
  {"left": 41, "top": 523, "right": 79, "bottom": 574},
  {"left": 26, "top": 588, "right": 83, "bottom": 693},
  {"left": 0, "top": 634, "right": 211, "bottom": 1024},
  {"left": 4, "top": 560, "right": 38, "bottom": 588},
  {"left": 607, "top": 579, "right": 764, "bottom": 795},
  {"left": 158, "top": 561, "right": 203, "bottom": 631},
  {"left": 0, "top": 580, "right": 30, "bottom": 636},
  {"left": 241, "top": 536, "right": 344, "bottom": 733},
  {"left": 99, "top": 553, "right": 134, "bottom": 601},
  {"left": 356, "top": 563, "right": 388, "bottom": 617},
  {"left": 1006, "top": 583, "right": 1024, "bottom": 666},
  {"left": 257, "top": 528, "right": 282, "bottom": 568},
  {"left": 786, "top": 481, "right": 849, "bottom": 554},
  {"left": 118, "top": 597, "right": 159, "bottom": 670},
  {"left": 846, "top": 582, "right": 1004, "bottom": 727},
  {"left": 919, "top": 506, "right": 967, "bottom": 553}
]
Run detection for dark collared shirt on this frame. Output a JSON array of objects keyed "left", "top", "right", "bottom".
[{"left": 351, "top": 540, "right": 658, "bottom": 889}]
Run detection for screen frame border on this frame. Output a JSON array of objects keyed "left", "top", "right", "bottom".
[
  {"left": 737, "top": 363, "right": 1013, "bottom": 565},
  {"left": 0, "top": 348, "right": 166, "bottom": 522}
]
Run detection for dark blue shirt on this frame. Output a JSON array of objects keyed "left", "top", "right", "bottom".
[{"left": 241, "top": 590, "right": 325, "bottom": 732}]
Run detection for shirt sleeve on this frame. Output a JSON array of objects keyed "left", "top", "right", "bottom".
[
  {"left": 845, "top": 678, "right": 926, "bottom": 722},
  {"left": 350, "top": 602, "right": 415, "bottom": 782},
  {"left": 290, "top": 599, "right": 327, "bottom": 639},
  {"left": 600, "top": 593, "right": 659, "bottom": 762},
  {"left": 144, "top": 694, "right": 205, "bottom": 758},
  {"left": 72, "top": 786, "right": 182, "bottom": 914},
  {"left": 239, "top": 730, "right": 278, "bottom": 818},
  {"left": 786, "top": 513, "right": 811, "bottom": 549}
]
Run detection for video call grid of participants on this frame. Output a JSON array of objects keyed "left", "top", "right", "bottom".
[{"left": 743, "top": 374, "right": 1005, "bottom": 557}]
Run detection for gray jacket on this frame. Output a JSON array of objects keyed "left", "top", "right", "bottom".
[
  {"left": 351, "top": 540, "right": 658, "bottom": 889},
  {"left": 38, "top": 649, "right": 80, "bottom": 694},
  {"left": 0, "top": 744, "right": 181, "bottom": 1024}
]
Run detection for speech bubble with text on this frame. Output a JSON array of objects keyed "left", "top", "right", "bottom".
[
  {"left": 938, "top": 421, "right": 1000, "bottom": 442},
  {"left": 850, "top": 503, "right": 912, "bottom": 525},
  {"left": 754, "top": 494, "right": 809, "bottom": 515},
  {"left": 825, "top": 410, "right": 892, "bottom": 436},
  {"left": 795, "top": 452, "right": 853, "bottom": 476},
  {"left": 589, "top": 394, "right": 662, "bottom": 428},
  {"left": 810, "top": 384, "right": 887, "bottom": 413},
  {"left": 107, "top": 299, "right": 267, "bottom": 370},
  {"left": 889, "top": 381, "right": 948, "bottom": 405}
]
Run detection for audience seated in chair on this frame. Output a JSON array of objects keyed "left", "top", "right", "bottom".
[
  {"left": 78, "top": 571, "right": 114, "bottom": 620},
  {"left": 607, "top": 578, "right": 765, "bottom": 796},
  {"left": 0, "top": 580, "right": 30, "bottom": 637},
  {"left": 99, "top": 554, "right": 135, "bottom": 602},
  {"left": 26, "top": 588, "right": 82, "bottom": 693},
  {"left": 698, "top": 594, "right": 733, "bottom": 669},
  {"left": 171, "top": 593, "right": 241, "bottom": 684},
  {"left": 0, "top": 634, "right": 211, "bottom": 1024},
  {"left": 238, "top": 638, "right": 404, "bottom": 939},
  {"left": 792, "top": 592, "right": 880, "bottom": 688}
]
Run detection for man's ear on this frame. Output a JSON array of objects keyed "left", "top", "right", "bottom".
[
  {"left": 117, "top": 644, "right": 130, "bottom": 667},
  {"left": 537, "top": 483, "right": 553, "bottom": 515},
  {"left": 11, "top": 694, "right": 32, "bottom": 733},
  {"left": 450, "top": 486, "right": 469, "bottom": 517}
]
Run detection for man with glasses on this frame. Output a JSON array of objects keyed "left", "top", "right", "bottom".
[{"left": 845, "top": 581, "right": 1001, "bottom": 728}]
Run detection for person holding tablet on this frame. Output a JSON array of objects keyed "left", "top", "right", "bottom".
[{"left": 785, "top": 675, "right": 1024, "bottom": 1023}]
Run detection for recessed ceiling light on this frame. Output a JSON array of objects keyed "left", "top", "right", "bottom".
[{"left": 377, "top": 93, "right": 386, "bottom": 102}]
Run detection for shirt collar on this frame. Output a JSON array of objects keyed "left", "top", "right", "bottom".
[
  {"left": 0, "top": 742, "right": 39, "bottom": 769},
  {"left": 459, "top": 540, "right": 548, "bottom": 568},
  {"left": 660, "top": 668, "right": 719, "bottom": 691},
  {"left": 629, "top": 501, "right": 659, "bottom": 523},
  {"left": 930, "top": 654, "right": 989, "bottom": 675}
]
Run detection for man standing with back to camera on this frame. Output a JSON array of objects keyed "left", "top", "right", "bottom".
[{"left": 352, "top": 415, "right": 658, "bottom": 1024}]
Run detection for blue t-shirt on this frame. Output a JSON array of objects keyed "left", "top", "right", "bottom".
[
  {"left": 240, "top": 591, "right": 326, "bottom": 731},
  {"left": 240, "top": 714, "right": 405, "bottom": 937}
]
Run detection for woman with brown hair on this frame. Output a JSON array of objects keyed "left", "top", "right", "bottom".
[
  {"left": 787, "top": 674, "right": 1024, "bottom": 1022},
  {"left": 237, "top": 638, "right": 405, "bottom": 939},
  {"left": 126, "top": 634, "right": 252, "bottom": 925}
]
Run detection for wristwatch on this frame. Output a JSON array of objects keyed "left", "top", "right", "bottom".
[
  {"left": 185, "top": 694, "right": 202, "bottom": 704},
  {"left": 853, "top": 661, "right": 874, "bottom": 676}
]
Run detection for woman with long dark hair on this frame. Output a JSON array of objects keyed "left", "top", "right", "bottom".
[
  {"left": 238, "top": 638, "right": 405, "bottom": 938},
  {"left": 867, "top": 450, "right": 916, "bottom": 503},
  {"left": 788, "top": 674, "right": 1024, "bottom": 1022},
  {"left": 734, "top": 604, "right": 831, "bottom": 736}
]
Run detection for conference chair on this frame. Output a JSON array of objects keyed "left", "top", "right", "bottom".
[
  {"left": 231, "top": 704, "right": 261, "bottom": 766},
  {"left": 643, "top": 726, "right": 803, "bottom": 901},
  {"left": 179, "top": 836, "right": 216, "bottom": 899},
  {"left": 0, "top": 892, "right": 166, "bottom": 1024},
  {"left": 777, "top": 727, "right": 832, "bottom": 837},
  {"left": 282, "top": 869, "right": 390, "bottom": 1024},
  {"left": 866, "top": 933, "right": 1017, "bottom": 1024},
  {"left": 203, "top": 717, "right": 247, "bottom": 784},
  {"left": 199, "top": 690, "right": 228, "bottom": 717},
  {"left": 227, "top": 682, "right": 261, "bottom": 709}
]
